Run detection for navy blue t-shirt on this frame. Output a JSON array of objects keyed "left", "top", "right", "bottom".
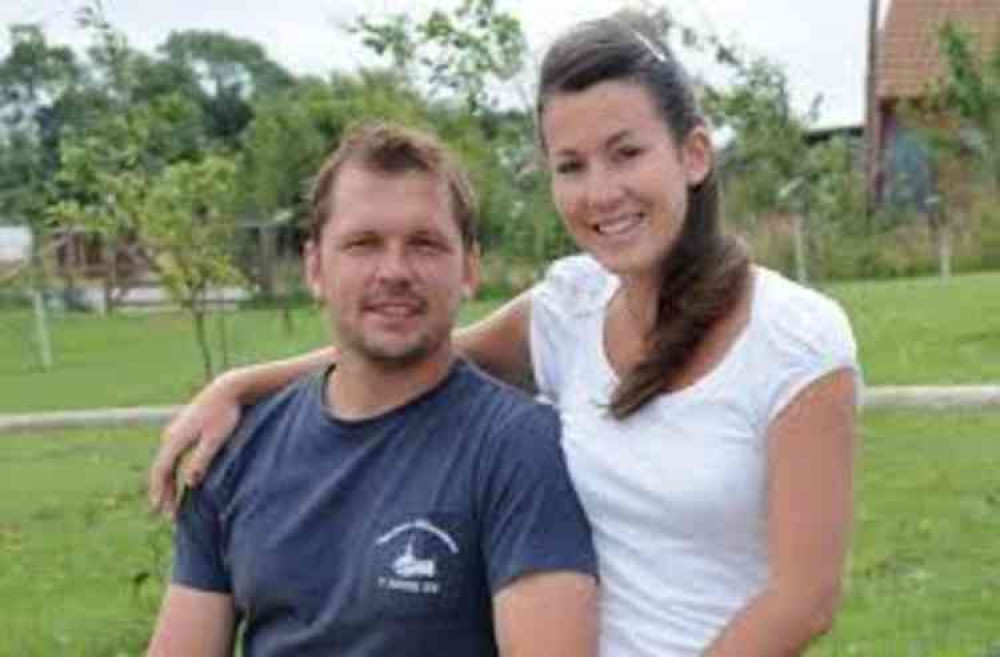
[{"left": 172, "top": 359, "right": 597, "bottom": 656}]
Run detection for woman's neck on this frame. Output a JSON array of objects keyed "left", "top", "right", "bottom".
[{"left": 616, "top": 273, "right": 660, "bottom": 333}]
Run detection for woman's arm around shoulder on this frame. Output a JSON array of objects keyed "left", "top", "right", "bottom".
[
  {"left": 149, "top": 347, "right": 334, "bottom": 517},
  {"left": 456, "top": 291, "right": 535, "bottom": 390}
]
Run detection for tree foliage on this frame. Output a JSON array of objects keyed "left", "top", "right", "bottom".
[
  {"left": 2, "top": 0, "right": 992, "bottom": 372},
  {"left": 351, "top": 0, "right": 526, "bottom": 118},
  {"left": 0, "top": 25, "right": 82, "bottom": 227},
  {"left": 931, "top": 22, "right": 1000, "bottom": 191}
]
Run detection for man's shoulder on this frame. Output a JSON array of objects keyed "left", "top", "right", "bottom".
[
  {"left": 454, "top": 360, "right": 558, "bottom": 424},
  {"left": 448, "top": 360, "right": 562, "bottom": 456},
  {"left": 203, "top": 371, "right": 321, "bottom": 489}
]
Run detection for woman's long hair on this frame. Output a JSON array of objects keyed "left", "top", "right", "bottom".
[{"left": 537, "top": 11, "right": 751, "bottom": 419}]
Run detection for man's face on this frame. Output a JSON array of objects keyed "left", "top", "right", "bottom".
[{"left": 306, "top": 163, "right": 478, "bottom": 369}]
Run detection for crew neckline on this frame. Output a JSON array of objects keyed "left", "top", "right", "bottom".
[
  {"left": 314, "top": 358, "right": 468, "bottom": 430},
  {"left": 595, "top": 266, "right": 761, "bottom": 410}
]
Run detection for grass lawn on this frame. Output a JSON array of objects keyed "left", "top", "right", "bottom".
[
  {"left": 0, "top": 301, "right": 498, "bottom": 413},
  {"left": 823, "top": 271, "right": 1000, "bottom": 386},
  {"left": 0, "top": 429, "right": 164, "bottom": 656},
  {"left": 812, "top": 410, "right": 1000, "bottom": 656},
  {"left": 1, "top": 271, "right": 998, "bottom": 413},
  {"left": 1, "top": 410, "right": 998, "bottom": 656},
  {"left": 1, "top": 271, "right": 998, "bottom": 654}
]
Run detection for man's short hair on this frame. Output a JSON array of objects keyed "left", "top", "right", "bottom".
[{"left": 308, "top": 122, "right": 479, "bottom": 249}]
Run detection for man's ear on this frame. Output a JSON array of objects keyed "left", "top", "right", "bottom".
[
  {"left": 304, "top": 240, "right": 323, "bottom": 301},
  {"left": 462, "top": 243, "right": 481, "bottom": 301},
  {"left": 682, "top": 124, "right": 713, "bottom": 187}
]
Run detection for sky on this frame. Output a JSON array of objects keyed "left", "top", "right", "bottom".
[{"left": 0, "top": 0, "right": 889, "bottom": 128}]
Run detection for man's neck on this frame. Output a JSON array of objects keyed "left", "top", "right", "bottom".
[{"left": 326, "top": 348, "right": 457, "bottom": 421}]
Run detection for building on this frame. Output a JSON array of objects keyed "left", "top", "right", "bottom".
[{"left": 875, "top": 0, "right": 1000, "bottom": 208}]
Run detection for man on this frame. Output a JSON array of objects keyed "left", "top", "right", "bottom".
[{"left": 146, "top": 122, "right": 598, "bottom": 656}]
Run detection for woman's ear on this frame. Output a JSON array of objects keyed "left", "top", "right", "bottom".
[{"left": 682, "top": 125, "right": 713, "bottom": 187}]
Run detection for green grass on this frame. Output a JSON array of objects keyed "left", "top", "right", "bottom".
[
  {"left": 823, "top": 271, "right": 1000, "bottom": 386},
  {"left": 1, "top": 411, "right": 998, "bottom": 655},
  {"left": 812, "top": 410, "right": 1000, "bottom": 656},
  {"left": 0, "top": 301, "right": 498, "bottom": 413},
  {"left": 0, "top": 429, "right": 165, "bottom": 656},
  {"left": 2, "top": 272, "right": 998, "bottom": 413}
]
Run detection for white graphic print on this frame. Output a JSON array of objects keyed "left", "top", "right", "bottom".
[
  {"left": 375, "top": 518, "right": 459, "bottom": 597},
  {"left": 376, "top": 519, "right": 460, "bottom": 553},
  {"left": 393, "top": 539, "right": 436, "bottom": 578}
]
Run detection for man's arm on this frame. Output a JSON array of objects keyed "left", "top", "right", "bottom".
[
  {"left": 147, "top": 584, "right": 236, "bottom": 657},
  {"left": 493, "top": 571, "right": 599, "bottom": 657}
]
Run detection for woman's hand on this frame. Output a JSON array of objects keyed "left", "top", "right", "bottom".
[
  {"left": 149, "top": 372, "right": 243, "bottom": 518},
  {"left": 147, "top": 347, "right": 338, "bottom": 518}
]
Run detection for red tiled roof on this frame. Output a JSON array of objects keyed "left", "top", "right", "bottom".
[{"left": 878, "top": 0, "right": 1000, "bottom": 100}]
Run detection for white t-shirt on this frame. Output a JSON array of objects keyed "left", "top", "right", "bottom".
[{"left": 529, "top": 254, "right": 860, "bottom": 657}]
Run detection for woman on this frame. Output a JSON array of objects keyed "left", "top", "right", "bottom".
[{"left": 151, "top": 11, "right": 859, "bottom": 656}]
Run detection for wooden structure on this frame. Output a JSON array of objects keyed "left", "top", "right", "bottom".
[{"left": 874, "top": 0, "right": 1000, "bottom": 205}]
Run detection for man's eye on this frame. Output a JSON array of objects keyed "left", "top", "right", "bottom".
[
  {"left": 412, "top": 238, "right": 445, "bottom": 252},
  {"left": 555, "top": 160, "right": 582, "bottom": 175},
  {"left": 343, "top": 238, "right": 377, "bottom": 250}
]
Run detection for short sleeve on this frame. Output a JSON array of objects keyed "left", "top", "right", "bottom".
[
  {"left": 758, "top": 278, "right": 862, "bottom": 425},
  {"left": 477, "top": 405, "right": 598, "bottom": 593},
  {"left": 171, "top": 483, "right": 232, "bottom": 593},
  {"left": 529, "top": 254, "right": 614, "bottom": 405}
]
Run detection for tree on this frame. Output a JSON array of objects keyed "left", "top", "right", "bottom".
[
  {"left": 134, "top": 155, "right": 244, "bottom": 379},
  {"left": 351, "top": 0, "right": 526, "bottom": 119},
  {"left": 0, "top": 24, "right": 81, "bottom": 228},
  {"left": 934, "top": 22, "right": 1000, "bottom": 192},
  {"left": 706, "top": 58, "right": 816, "bottom": 281},
  {"left": 916, "top": 22, "right": 1000, "bottom": 278},
  {"left": 49, "top": 4, "right": 244, "bottom": 378},
  {"left": 160, "top": 30, "right": 293, "bottom": 146},
  {"left": 53, "top": 130, "right": 243, "bottom": 379}
]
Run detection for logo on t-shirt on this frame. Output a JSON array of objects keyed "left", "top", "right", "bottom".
[{"left": 374, "top": 517, "right": 460, "bottom": 597}]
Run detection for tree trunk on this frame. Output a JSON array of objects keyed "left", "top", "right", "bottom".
[
  {"left": 281, "top": 295, "right": 295, "bottom": 336},
  {"left": 191, "top": 305, "right": 215, "bottom": 381},
  {"left": 793, "top": 213, "right": 808, "bottom": 284},
  {"left": 216, "top": 306, "right": 231, "bottom": 372},
  {"left": 937, "top": 224, "right": 952, "bottom": 280},
  {"left": 533, "top": 217, "right": 547, "bottom": 279},
  {"left": 102, "top": 240, "right": 115, "bottom": 315},
  {"left": 928, "top": 209, "right": 952, "bottom": 280},
  {"left": 29, "top": 232, "right": 53, "bottom": 370},
  {"left": 259, "top": 225, "right": 277, "bottom": 300}
]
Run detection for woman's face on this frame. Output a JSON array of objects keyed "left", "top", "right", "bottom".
[{"left": 541, "top": 79, "right": 710, "bottom": 281}]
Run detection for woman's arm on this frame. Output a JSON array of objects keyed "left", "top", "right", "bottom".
[
  {"left": 149, "top": 347, "right": 334, "bottom": 516},
  {"left": 150, "top": 294, "right": 536, "bottom": 517},
  {"left": 703, "top": 368, "right": 858, "bottom": 656},
  {"left": 456, "top": 292, "right": 535, "bottom": 390}
]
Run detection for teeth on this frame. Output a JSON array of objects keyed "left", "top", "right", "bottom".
[
  {"left": 596, "top": 214, "right": 642, "bottom": 235},
  {"left": 375, "top": 305, "right": 417, "bottom": 317}
]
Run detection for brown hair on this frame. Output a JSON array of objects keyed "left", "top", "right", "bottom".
[
  {"left": 537, "top": 11, "right": 751, "bottom": 419},
  {"left": 308, "top": 121, "right": 479, "bottom": 249}
]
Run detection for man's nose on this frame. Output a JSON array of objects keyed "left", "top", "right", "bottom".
[{"left": 374, "top": 244, "right": 414, "bottom": 282}]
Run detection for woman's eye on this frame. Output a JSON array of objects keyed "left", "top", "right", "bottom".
[{"left": 617, "top": 145, "right": 642, "bottom": 160}]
